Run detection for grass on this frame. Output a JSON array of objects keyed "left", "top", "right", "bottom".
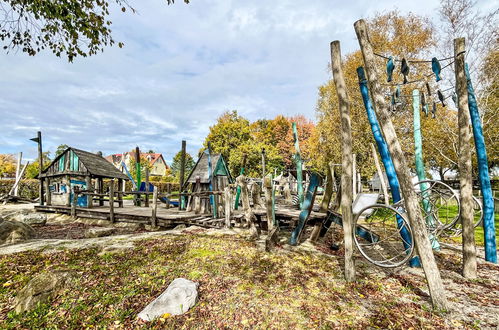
[{"left": 0, "top": 234, "right": 464, "bottom": 329}]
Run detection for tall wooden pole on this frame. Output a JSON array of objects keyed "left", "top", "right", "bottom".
[
  {"left": 355, "top": 19, "right": 447, "bottom": 309},
  {"left": 455, "top": 38, "right": 478, "bottom": 276},
  {"left": 352, "top": 154, "right": 357, "bottom": 200},
  {"left": 331, "top": 40, "right": 355, "bottom": 282},
  {"left": 135, "top": 146, "right": 141, "bottom": 206},
  {"left": 37, "top": 131, "right": 44, "bottom": 205},
  {"left": 179, "top": 140, "right": 186, "bottom": 210}
]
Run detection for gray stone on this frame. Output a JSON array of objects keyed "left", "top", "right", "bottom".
[
  {"left": 14, "top": 272, "right": 73, "bottom": 313},
  {"left": 0, "top": 220, "right": 36, "bottom": 245},
  {"left": 138, "top": 278, "right": 198, "bottom": 321},
  {"left": 84, "top": 227, "right": 115, "bottom": 238},
  {"left": 173, "top": 224, "right": 186, "bottom": 230},
  {"left": 3, "top": 210, "right": 47, "bottom": 225}
]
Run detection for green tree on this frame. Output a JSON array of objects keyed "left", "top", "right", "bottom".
[
  {"left": 0, "top": 0, "right": 190, "bottom": 61},
  {"left": 171, "top": 150, "right": 195, "bottom": 182},
  {"left": 55, "top": 144, "right": 70, "bottom": 157},
  {"left": 25, "top": 151, "right": 51, "bottom": 178}
]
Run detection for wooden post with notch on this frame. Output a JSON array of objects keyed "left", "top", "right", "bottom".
[
  {"left": 331, "top": 40, "right": 355, "bottom": 282},
  {"left": 454, "top": 37, "right": 477, "bottom": 278},
  {"left": 86, "top": 176, "right": 92, "bottom": 208},
  {"left": 354, "top": 19, "right": 447, "bottom": 309}
]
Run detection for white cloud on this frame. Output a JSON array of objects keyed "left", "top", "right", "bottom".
[{"left": 1, "top": 0, "right": 487, "bottom": 163}]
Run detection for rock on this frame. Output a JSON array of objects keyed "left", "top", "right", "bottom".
[
  {"left": 138, "top": 278, "right": 198, "bottom": 321},
  {"left": 3, "top": 210, "right": 47, "bottom": 226},
  {"left": 113, "top": 222, "right": 143, "bottom": 231},
  {"left": 173, "top": 224, "right": 186, "bottom": 230},
  {"left": 144, "top": 225, "right": 161, "bottom": 231},
  {"left": 84, "top": 227, "right": 115, "bottom": 238},
  {"left": 13, "top": 272, "right": 73, "bottom": 313},
  {"left": 0, "top": 220, "right": 36, "bottom": 245}
]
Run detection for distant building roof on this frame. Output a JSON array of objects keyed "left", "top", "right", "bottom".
[{"left": 105, "top": 152, "right": 169, "bottom": 168}]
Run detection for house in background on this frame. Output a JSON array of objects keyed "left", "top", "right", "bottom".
[{"left": 105, "top": 151, "right": 170, "bottom": 177}]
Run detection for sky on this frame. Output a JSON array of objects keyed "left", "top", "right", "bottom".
[{"left": 0, "top": 0, "right": 494, "bottom": 164}]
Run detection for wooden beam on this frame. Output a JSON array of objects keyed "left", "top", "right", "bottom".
[
  {"left": 371, "top": 143, "right": 389, "bottom": 205},
  {"left": 14, "top": 152, "right": 22, "bottom": 196},
  {"left": 37, "top": 131, "right": 44, "bottom": 206},
  {"left": 354, "top": 19, "right": 447, "bottom": 309},
  {"left": 331, "top": 40, "right": 355, "bottom": 282},
  {"left": 118, "top": 179, "right": 124, "bottom": 208},
  {"left": 224, "top": 186, "right": 232, "bottom": 228},
  {"left": 455, "top": 37, "right": 477, "bottom": 277},
  {"left": 45, "top": 178, "right": 51, "bottom": 206}
]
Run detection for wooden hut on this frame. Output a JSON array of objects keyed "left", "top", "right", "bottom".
[
  {"left": 39, "top": 147, "right": 128, "bottom": 207},
  {"left": 184, "top": 152, "right": 232, "bottom": 213}
]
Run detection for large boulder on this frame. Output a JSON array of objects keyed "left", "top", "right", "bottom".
[
  {"left": 0, "top": 219, "right": 36, "bottom": 245},
  {"left": 138, "top": 278, "right": 198, "bottom": 321},
  {"left": 16, "top": 211, "right": 47, "bottom": 226},
  {"left": 84, "top": 227, "right": 115, "bottom": 238},
  {"left": 13, "top": 272, "right": 74, "bottom": 313}
]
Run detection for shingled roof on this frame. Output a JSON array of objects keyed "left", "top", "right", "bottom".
[
  {"left": 41, "top": 147, "right": 129, "bottom": 180},
  {"left": 185, "top": 152, "right": 232, "bottom": 184}
]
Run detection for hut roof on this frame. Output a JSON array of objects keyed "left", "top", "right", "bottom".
[
  {"left": 41, "top": 147, "right": 129, "bottom": 180},
  {"left": 185, "top": 152, "right": 232, "bottom": 184}
]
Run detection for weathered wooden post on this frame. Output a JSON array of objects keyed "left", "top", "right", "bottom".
[
  {"left": 86, "top": 176, "right": 92, "bottom": 208},
  {"left": 465, "top": 62, "right": 496, "bottom": 264},
  {"left": 30, "top": 131, "right": 44, "bottom": 205},
  {"left": 251, "top": 181, "right": 263, "bottom": 207},
  {"left": 179, "top": 140, "right": 186, "bottom": 210},
  {"left": 331, "top": 40, "right": 355, "bottom": 282},
  {"left": 98, "top": 178, "right": 104, "bottom": 206},
  {"left": 117, "top": 178, "right": 123, "bottom": 208},
  {"left": 261, "top": 148, "right": 266, "bottom": 180},
  {"left": 71, "top": 190, "right": 77, "bottom": 218},
  {"left": 352, "top": 154, "right": 357, "bottom": 200},
  {"left": 292, "top": 123, "right": 304, "bottom": 208},
  {"left": 14, "top": 152, "right": 22, "bottom": 196},
  {"left": 135, "top": 146, "right": 141, "bottom": 206},
  {"left": 455, "top": 37, "right": 477, "bottom": 276},
  {"left": 145, "top": 167, "right": 150, "bottom": 207},
  {"left": 194, "top": 176, "right": 201, "bottom": 214},
  {"left": 264, "top": 174, "right": 275, "bottom": 231},
  {"left": 151, "top": 185, "right": 158, "bottom": 227},
  {"left": 320, "top": 162, "right": 335, "bottom": 212},
  {"left": 45, "top": 179, "right": 51, "bottom": 206},
  {"left": 224, "top": 186, "right": 232, "bottom": 228},
  {"left": 66, "top": 175, "right": 71, "bottom": 207},
  {"left": 109, "top": 179, "right": 115, "bottom": 223},
  {"left": 207, "top": 142, "right": 217, "bottom": 218},
  {"left": 355, "top": 19, "right": 448, "bottom": 309},
  {"left": 234, "top": 155, "right": 247, "bottom": 210}
]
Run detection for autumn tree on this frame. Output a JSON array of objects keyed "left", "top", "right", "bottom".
[
  {"left": 55, "top": 144, "right": 70, "bottom": 157},
  {"left": 0, "top": 0, "right": 190, "bottom": 61},
  {"left": 25, "top": 152, "right": 51, "bottom": 179},
  {"left": 0, "top": 154, "right": 16, "bottom": 178},
  {"left": 313, "top": 11, "right": 440, "bottom": 180}
]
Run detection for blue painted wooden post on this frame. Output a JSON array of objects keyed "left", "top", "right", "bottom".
[
  {"left": 465, "top": 64, "right": 497, "bottom": 263},
  {"left": 207, "top": 143, "right": 216, "bottom": 218},
  {"left": 290, "top": 172, "right": 320, "bottom": 245},
  {"left": 292, "top": 122, "right": 304, "bottom": 209},
  {"left": 413, "top": 89, "right": 440, "bottom": 250},
  {"left": 357, "top": 67, "right": 420, "bottom": 267}
]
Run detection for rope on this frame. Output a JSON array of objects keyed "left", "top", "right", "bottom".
[{"left": 374, "top": 51, "right": 465, "bottom": 63}]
